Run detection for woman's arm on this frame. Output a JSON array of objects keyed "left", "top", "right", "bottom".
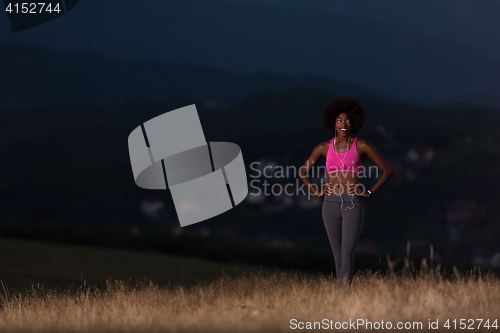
[
  {"left": 356, "top": 139, "right": 394, "bottom": 196},
  {"left": 298, "top": 142, "right": 329, "bottom": 197}
]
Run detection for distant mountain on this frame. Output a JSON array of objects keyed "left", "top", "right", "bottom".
[
  {"left": 2, "top": 86, "right": 499, "bottom": 178},
  {"left": 1, "top": 0, "right": 500, "bottom": 107},
  {"left": 0, "top": 41, "right": 390, "bottom": 109}
]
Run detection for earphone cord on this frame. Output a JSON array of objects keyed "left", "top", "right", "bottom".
[{"left": 335, "top": 129, "right": 355, "bottom": 211}]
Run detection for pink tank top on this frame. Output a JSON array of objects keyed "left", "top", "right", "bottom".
[{"left": 326, "top": 137, "right": 364, "bottom": 175}]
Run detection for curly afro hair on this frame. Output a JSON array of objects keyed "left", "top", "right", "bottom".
[{"left": 321, "top": 96, "right": 367, "bottom": 136}]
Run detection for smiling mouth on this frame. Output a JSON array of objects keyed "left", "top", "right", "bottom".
[{"left": 341, "top": 128, "right": 348, "bottom": 132}]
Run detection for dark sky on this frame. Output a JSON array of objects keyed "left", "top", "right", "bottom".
[
  {"left": 3, "top": 0, "right": 500, "bottom": 56},
  {"left": 2, "top": 0, "right": 500, "bottom": 106},
  {"left": 231, "top": 0, "right": 500, "bottom": 57}
]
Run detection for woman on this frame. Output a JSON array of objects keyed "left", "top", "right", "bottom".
[{"left": 299, "top": 96, "right": 394, "bottom": 287}]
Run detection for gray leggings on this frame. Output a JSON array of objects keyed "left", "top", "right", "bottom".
[{"left": 322, "top": 193, "right": 365, "bottom": 285}]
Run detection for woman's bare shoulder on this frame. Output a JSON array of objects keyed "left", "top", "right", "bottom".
[
  {"left": 356, "top": 138, "right": 376, "bottom": 152},
  {"left": 316, "top": 139, "right": 331, "bottom": 157},
  {"left": 356, "top": 137, "right": 367, "bottom": 145}
]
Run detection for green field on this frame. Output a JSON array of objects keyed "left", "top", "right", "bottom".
[{"left": 0, "top": 237, "right": 273, "bottom": 290}]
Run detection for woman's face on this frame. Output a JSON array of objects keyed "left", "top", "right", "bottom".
[{"left": 335, "top": 113, "right": 352, "bottom": 137}]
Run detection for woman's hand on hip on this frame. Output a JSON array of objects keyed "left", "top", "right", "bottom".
[
  {"left": 348, "top": 183, "right": 369, "bottom": 197},
  {"left": 317, "top": 182, "right": 333, "bottom": 197}
]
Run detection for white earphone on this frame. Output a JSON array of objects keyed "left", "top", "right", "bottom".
[{"left": 334, "top": 128, "right": 355, "bottom": 211}]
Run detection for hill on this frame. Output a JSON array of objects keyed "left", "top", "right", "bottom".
[{"left": 0, "top": 237, "right": 268, "bottom": 289}]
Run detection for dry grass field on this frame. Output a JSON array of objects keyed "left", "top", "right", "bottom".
[{"left": 1, "top": 263, "right": 499, "bottom": 332}]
